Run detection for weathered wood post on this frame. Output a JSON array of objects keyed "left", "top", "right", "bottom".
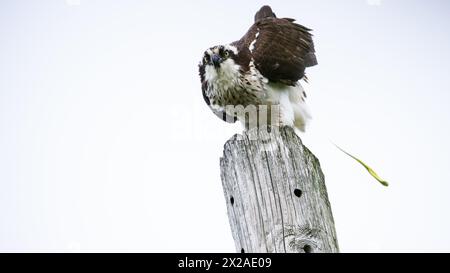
[{"left": 220, "top": 126, "right": 339, "bottom": 253}]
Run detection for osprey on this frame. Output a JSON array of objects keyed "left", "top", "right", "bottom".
[{"left": 199, "top": 5, "right": 317, "bottom": 131}]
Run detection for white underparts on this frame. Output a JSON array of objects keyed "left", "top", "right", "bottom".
[
  {"left": 204, "top": 58, "right": 241, "bottom": 91},
  {"left": 232, "top": 83, "right": 311, "bottom": 132},
  {"left": 264, "top": 83, "right": 312, "bottom": 132},
  {"left": 204, "top": 49, "right": 311, "bottom": 132}
]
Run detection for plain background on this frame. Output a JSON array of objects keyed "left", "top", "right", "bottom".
[{"left": 1, "top": 0, "right": 450, "bottom": 252}]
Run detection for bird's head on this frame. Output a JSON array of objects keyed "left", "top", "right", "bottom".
[{"left": 201, "top": 45, "right": 238, "bottom": 70}]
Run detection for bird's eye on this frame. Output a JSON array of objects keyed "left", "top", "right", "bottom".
[
  {"left": 203, "top": 55, "right": 210, "bottom": 63},
  {"left": 224, "top": 50, "right": 229, "bottom": 57}
]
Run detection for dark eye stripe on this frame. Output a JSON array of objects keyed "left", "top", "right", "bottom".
[{"left": 203, "top": 54, "right": 210, "bottom": 63}]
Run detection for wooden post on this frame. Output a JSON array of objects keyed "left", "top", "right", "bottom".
[{"left": 220, "top": 126, "right": 339, "bottom": 253}]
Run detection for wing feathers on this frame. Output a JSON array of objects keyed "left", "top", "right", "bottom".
[
  {"left": 254, "top": 5, "right": 276, "bottom": 22},
  {"left": 239, "top": 14, "right": 317, "bottom": 85}
]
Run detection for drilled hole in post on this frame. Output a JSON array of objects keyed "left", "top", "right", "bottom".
[
  {"left": 230, "top": 196, "right": 234, "bottom": 206},
  {"left": 241, "top": 248, "right": 245, "bottom": 253},
  {"left": 294, "top": 189, "right": 302, "bottom": 198},
  {"left": 303, "top": 244, "right": 312, "bottom": 253}
]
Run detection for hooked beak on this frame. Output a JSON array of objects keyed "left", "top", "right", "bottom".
[{"left": 211, "top": 54, "right": 222, "bottom": 68}]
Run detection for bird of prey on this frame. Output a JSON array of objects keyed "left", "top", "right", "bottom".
[
  {"left": 199, "top": 6, "right": 389, "bottom": 186},
  {"left": 199, "top": 5, "right": 317, "bottom": 131}
]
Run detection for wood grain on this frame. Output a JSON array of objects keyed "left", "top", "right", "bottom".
[{"left": 220, "top": 126, "right": 339, "bottom": 253}]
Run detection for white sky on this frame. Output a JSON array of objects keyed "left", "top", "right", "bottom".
[{"left": 1, "top": 0, "right": 450, "bottom": 252}]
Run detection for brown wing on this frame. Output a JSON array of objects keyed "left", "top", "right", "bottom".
[
  {"left": 240, "top": 17, "right": 317, "bottom": 86},
  {"left": 254, "top": 5, "right": 277, "bottom": 22}
]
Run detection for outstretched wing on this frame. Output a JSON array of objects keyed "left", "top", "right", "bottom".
[
  {"left": 199, "top": 63, "right": 237, "bottom": 123},
  {"left": 238, "top": 13, "right": 317, "bottom": 86}
]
